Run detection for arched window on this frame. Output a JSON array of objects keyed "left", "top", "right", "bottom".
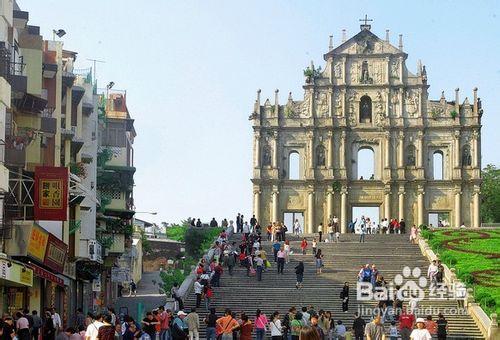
[
  {"left": 433, "top": 151, "right": 444, "bottom": 180},
  {"left": 289, "top": 151, "right": 300, "bottom": 180},
  {"left": 357, "top": 147, "right": 375, "bottom": 180},
  {"left": 316, "top": 145, "right": 326, "bottom": 167},
  {"left": 462, "top": 145, "right": 472, "bottom": 166},
  {"left": 406, "top": 145, "right": 416, "bottom": 166},
  {"left": 359, "top": 95, "right": 372, "bottom": 123}
]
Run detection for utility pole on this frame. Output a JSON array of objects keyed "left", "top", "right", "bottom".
[{"left": 86, "top": 58, "right": 105, "bottom": 86}]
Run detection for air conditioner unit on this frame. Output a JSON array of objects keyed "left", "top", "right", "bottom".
[{"left": 88, "top": 240, "right": 103, "bottom": 263}]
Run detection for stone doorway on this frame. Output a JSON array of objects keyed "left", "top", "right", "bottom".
[
  {"left": 428, "top": 212, "right": 450, "bottom": 228},
  {"left": 352, "top": 206, "right": 380, "bottom": 232},
  {"left": 283, "top": 211, "right": 304, "bottom": 234}
]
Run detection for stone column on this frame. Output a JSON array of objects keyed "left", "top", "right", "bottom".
[
  {"left": 454, "top": 130, "right": 460, "bottom": 168},
  {"left": 472, "top": 130, "right": 479, "bottom": 168},
  {"left": 326, "top": 190, "right": 334, "bottom": 223},
  {"left": 254, "top": 131, "right": 261, "bottom": 168},
  {"left": 307, "top": 189, "right": 315, "bottom": 233},
  {"left": 397, "top": 132, "right": 404, "bottom": 168},
  {"left": 454, "top": 185, "right": 462, "bottom": 227},
  {"left": 398, "top": 56, "right": 403, "bottom": 82},
  {"left": 340, "top": 131, "right": 346, "bottom": 170},
  {"left": 340, "top": 186, "right": 348, "bottom": 233},
  {"left": 472, "top": 185, "right": 480, "bottom": 228},
  {"left": 384, "top": 132, "right": 391, "bottom": 168},
  {"left": 327, "top": 131, "right": 333, "bottom": 168},
  {"left": 399, "top": 88, "right": 404, "bottom": 118},
  {"left": 253, "top": 190, "right": 261, "bottom": 223},
  {"left": 271, "top": 130, "right": 278, "bottom": 168},
  {"left": 271, "top": 190, "right": 279, "bottom": 223},
  {"left": 417, "top": 131, "right": 424, "bottom": 168},
  {"left": 398, "top": 188, "right": 405, "bottom": 220},
  {"left": 384, "top": 186, "right": 391, "bottom": 219},
  {"left": 307, "top": 131, "right": 314, "bottom": 169},
  {"left": 417, "top": 185, "right": 425, "bottom": 227}
]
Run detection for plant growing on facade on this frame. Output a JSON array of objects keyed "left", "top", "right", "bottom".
[
  {"left": 303, "top": 66, "right": 322, "bottom": 83},
  {"left": 332, "top": 180, "right": 341, "bottom": 193},
  {"left": 284, "top": 106, "right": 295, "bottom": 118},
  {"left": 70, "top": 162, "right": 87, "bottom": 178},
  {"left": 430, "top": 109, "right": 438, "bottom": 120},
  {"left": 97, "top": 234, "right": 114, "bottom": 249},
  {"left": 450, "top": 110, "right": 458, "bottom": 119},
  {"left": 97, "top": 148, "right": 113, "bottom": 167}
]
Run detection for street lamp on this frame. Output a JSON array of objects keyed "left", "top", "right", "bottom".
[{"left": 52, "top": 29, "right": 66, "bottom": 40}]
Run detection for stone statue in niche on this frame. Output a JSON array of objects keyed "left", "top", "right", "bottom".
[
  {"left": 334, "top": 62, "right": 342, "bottom": 78},
  {"left": 262, "top": 145, "right": 272, "bottom": 166},
  {"left": 406, "top": 145, "right": 416, "bottom": 166},
  {"left": 462, "top": 145, "right": 472, "bottom": 166},
  {"left": 316, "top": 145, "right": 326, "bottom": 166},
  {"left": 360, "top": 61, "right": 373, "bottom": 84}
]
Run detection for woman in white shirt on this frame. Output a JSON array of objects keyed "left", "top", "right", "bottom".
[
  {"left": 410, "top": 318, "right": 432, "bottom": 340},
  {"left": 269, "top": 311, "right": 283, "bottom": 340}
]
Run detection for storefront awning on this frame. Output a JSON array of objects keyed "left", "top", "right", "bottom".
[
  {"left": 0, "top": 259, "right": 33, "bottom": 287},
  {"left": 29, "top": 263, "right": 64, "bottom": 286}
]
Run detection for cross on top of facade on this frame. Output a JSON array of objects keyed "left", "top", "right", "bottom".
[{"left": 359, "top": 14, "right": 373, "bottom": 31}]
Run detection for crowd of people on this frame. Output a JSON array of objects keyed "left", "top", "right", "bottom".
[{"left": 123, "top": 305, "right": 449, "bottom": 340}]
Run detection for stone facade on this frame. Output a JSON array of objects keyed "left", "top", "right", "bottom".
[{"left": 250, "top": 25, "right": 482, "bottom": 233}]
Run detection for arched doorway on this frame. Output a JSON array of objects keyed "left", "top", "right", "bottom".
[{"left": 357, "top": 147, "right": 375, "bottom": 180}]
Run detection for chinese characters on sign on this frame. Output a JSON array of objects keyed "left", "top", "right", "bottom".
[
  {"left": 34, "top": 166, "right": 68, "bottom": 221},
  {"left": 44, "top": 233, "right": 68, "bottom": 273},
  {"left": 40, "top": 180, "right": 63, "bottom": 209},
  {"left": 27, "top": 225, "right": 49, "bottom": 263}
]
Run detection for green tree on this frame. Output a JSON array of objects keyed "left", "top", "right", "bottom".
[{"left": 481, "top": 164, "right": 500, "bottom": 223}]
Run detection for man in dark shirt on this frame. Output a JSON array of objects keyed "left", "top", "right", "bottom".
[
  {"left": 352, "top": 312, "right": 366, "bottom": 340},
  {"left": 436, "top": 313, "right": 448, "bottom": 340},
  {"left": 399, "top": 219, "right": 406, "bottom": 233},
  {"left": 142, "top": 312, "right": 159, "bottom": 339},
  {"left": 204, "top": 308, "right": 217, "bottom": 340}
]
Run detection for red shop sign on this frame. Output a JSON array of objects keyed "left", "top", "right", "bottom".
[
  {"left": 30, "top": 263, "right": 64, "bottom": 286},
  {"left": 43, "top": 233, "right": 68, "bottom": 273}
]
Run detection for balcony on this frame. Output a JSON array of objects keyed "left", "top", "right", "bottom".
[
  {"left": 41, "top": 108, "right": 56, "bottom": 134},
  {"left": 61, "top": 126, "right": 75, "bottom": 140},
  {"left": 5, "top": 147, "right": 26, "bottom": 167},
  {"left": 13, "top": 93, "right": 48, "bottom": 114}
]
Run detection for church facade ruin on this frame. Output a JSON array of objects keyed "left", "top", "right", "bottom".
[{"left": 249, "top": 23, "right": 482, "bottom": 233}]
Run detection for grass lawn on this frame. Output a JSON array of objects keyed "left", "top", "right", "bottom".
[{"left": 421, "top": 228, "right": 500, "bottom": 316}]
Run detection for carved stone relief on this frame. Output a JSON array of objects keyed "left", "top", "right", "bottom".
[
  {"left": 334, "top": 62, "right": 342, "bottom": 78},
  {"left": 316, "top": 92, "right": 329, "bottom": 117},
  {"left": 405, "top": 89, "right": 419, "bottom": 116},
  {"left": 390, "top": 59, "right": 399, "bottom": 78}
]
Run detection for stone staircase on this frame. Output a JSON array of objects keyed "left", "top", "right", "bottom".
[{"left": 183, "top": 234, "right": 484, "bottom": 339}]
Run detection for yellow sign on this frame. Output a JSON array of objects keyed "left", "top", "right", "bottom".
[
  {"left": 20, "top": 269, "right": 33, "bottom": 286},
  {"left": 27, "top": 225, "right": 49, "bottom": 262},
  {"left": 40, "top": 179, "right": 63, "bottom": 209}
]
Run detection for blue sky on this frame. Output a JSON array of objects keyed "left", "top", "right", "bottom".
[{"left": 21, "top": 0, "right": 500, "bottom": 224}]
